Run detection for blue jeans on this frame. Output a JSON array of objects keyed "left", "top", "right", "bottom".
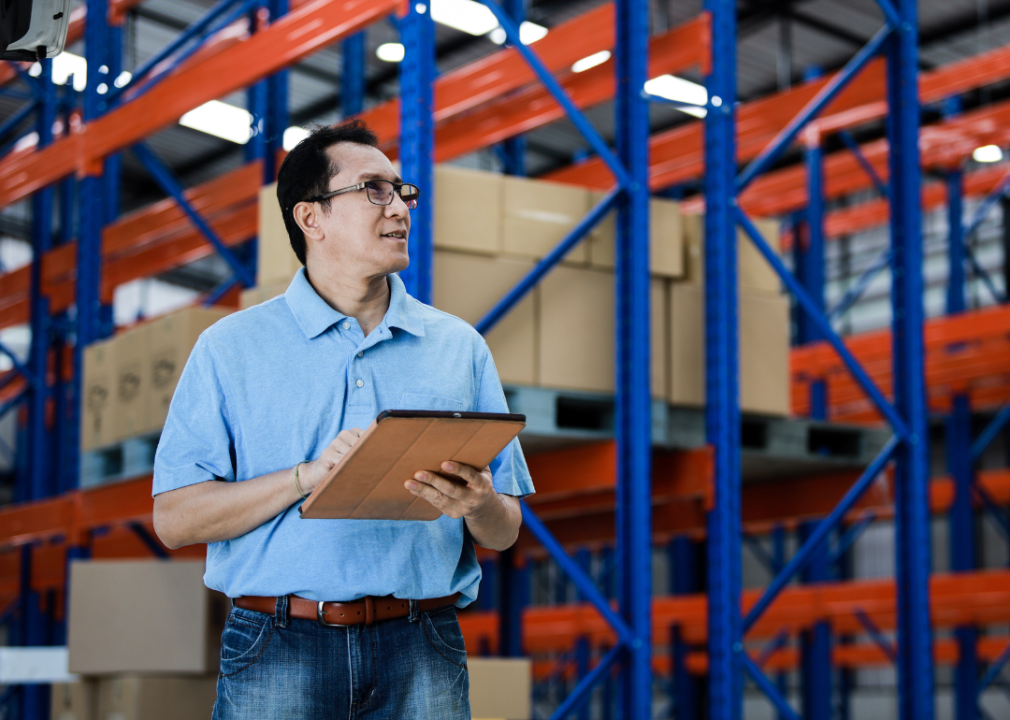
[{"left": 213, "top": 598, "right": 470, "bottom": 719}]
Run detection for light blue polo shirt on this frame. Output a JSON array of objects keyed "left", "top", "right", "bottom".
[{"left": 152, "top": 268, "right": 534, "bottom": 606}]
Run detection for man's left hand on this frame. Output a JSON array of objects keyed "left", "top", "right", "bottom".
[{"left": 405, "top": 461, "right": 496, "bottom": 520}]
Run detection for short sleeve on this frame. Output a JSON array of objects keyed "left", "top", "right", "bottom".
[
  {"left": 475, "top": 344, "right": 535, "bottom": 498},
  {"left": 152, "top": 335, "right": 236, "bottom": 496}
]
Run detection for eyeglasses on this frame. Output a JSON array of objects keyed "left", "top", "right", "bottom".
[{"left": 305, "top": 180, "right": 421, "bottom": 209}]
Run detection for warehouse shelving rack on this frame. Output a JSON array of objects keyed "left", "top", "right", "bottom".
[{"left": 0, "top": 0, "right": 1009, "bottom": 718}]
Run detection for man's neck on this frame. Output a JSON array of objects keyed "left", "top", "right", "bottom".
[{"left": 304, "top": 266, "right": 391, "bottom": 337}]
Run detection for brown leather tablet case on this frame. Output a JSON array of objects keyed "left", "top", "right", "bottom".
[{"left": 299, "top": 410, "right": 526, "bottom": 521}]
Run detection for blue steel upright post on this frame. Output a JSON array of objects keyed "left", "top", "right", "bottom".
[
  {"left": 398, "top": 0, "right": 435, "bottom": 304},
  {"left": 265, "top": 0, "right": 288, "bottom": 183},
  {"left": 797, "top": 136, "right": 824, "bottom": 345},
  {"left": 704, "top": 1, "right": 742, "bottom": 719},
  {"left": 886, "top": 1, "right": 934, "bottom": 718},
  {"left": 69, "top": 0, "right": 113, "bottom": 483},
  {"left": 342, "top": 32, "right": 366, "bottom": 118},
  {"left": 613, "top": 0, "right": 652, "bottom": 712},
  {"left": 498, "top": 0, "right": 526, "bottom": 176}
]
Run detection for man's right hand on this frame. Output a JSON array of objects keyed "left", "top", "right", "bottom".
[{"left": 298, "top": 428, "right": 365, "bottom": 494}]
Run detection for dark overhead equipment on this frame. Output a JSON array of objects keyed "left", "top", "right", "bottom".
[{"left": 0, "top": 0, "right": 73, "bottom": 61}]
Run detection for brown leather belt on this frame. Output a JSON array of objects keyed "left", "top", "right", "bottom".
[{"left": 233, "top": 593, "right": 460, "bottom": 627}]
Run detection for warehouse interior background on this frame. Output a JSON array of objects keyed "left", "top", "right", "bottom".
[{"left": 1, "top": 0, "right": 1010, "bottom": 718}]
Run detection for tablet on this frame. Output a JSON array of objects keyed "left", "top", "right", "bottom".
[{"left": 298, "top": 410, "right": 527, "bottom": 521}]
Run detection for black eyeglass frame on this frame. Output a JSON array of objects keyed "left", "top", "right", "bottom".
[{"left": 304, "top": 180, "right": 421, "bottom": 208}]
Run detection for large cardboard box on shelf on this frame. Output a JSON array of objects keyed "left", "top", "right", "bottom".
[
  {"left": 501, "top": 175, "right": 590, "bottom": 264},
  {"left": 587, "top": 193, "right": 684, "bottom": 278},
  {"left": 108, "top": 327, "right": 149, "bottom": 442},
  {"left": 51, "top": 679, "right": 99, "bottom": 720},
  {"left": 537, "top": 266, "right": 667, "bottom": 397},
  {"left": 433, "top": 251, "right": 536, "bottom": 386},
  {"left": 96, "top": 676, "right": 218, "bottom": 720},
  {"left": 257, "top": 182, "right": 302, "bottom": 287},
  {"left": 681, "top": 213, "right": 782, "bottom": 295},
  {"left": 434, "top": 165, "right": 503, "bottom": 255},
  {"left": 68, "top": 559, "right": 228, "bottom": 675},
  {"left": 668, "top": 283, "right": 790, "bottom": 416},
  {"left": 239, "top": 279, "right": 290, "bottom": 310},
  {"left": 144, "top": 306, "right": 231, "bottom": 432},
  {"left": 81, "top": 339, "right": 116, "bottom": 451},
  {"left": 469, "top": 657, "right": 531, "bottom": 720}
]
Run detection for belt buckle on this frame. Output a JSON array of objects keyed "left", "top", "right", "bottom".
[{"left": 317, "top": 601, "right": 346, "bottom": 627}]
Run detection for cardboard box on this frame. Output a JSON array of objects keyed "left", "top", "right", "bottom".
[
  {"left": 588, "top": 194, "right": 684, "bottom": 278},
  {"left": 68, "top": 559, "right": 228, "bottom": 675},
  {"left": 82, "top": 339, "right": 116, "bottom": 451},
  {"left": 239, "top": 280, "right": 289, "bottom": 310},
  {"left": 434, "top": 165, "right": 503, "bottom": 255},
  {"left": 257, "top": 182, "right": 302, "bottom": 286},
  {"left": 681, "top": 213, "right": 782, "bottom": 295},
  {"left": 668, "top": 284, "right": 790, "bottom": 416},
  {"left": 501, "top": 176, "right": 589, "bottom": 264},
  {"left": 97, "top": 676, "right": 217, "bottom": 720},
  {"left": 51, "top": 680, "right": 99, "bottom": 720},
  {"left": 144, "top": 306, "right": 231, "bottom": 433},
  {"left": 469, "top": 658, "right": 531, "bottom": 720},
  {"left": 433, "top": 251, "right": 536, "bottom": 385},
  {"left": 110, "top": 327, "right": 149, "bottom": 441},
  {"left": 538, "top": 267, "right": 666, "bottom": 397}
]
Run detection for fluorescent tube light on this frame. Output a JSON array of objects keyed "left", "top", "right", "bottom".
[
  {"left": 644, "top": 74, "right": 707, "bottom": 117},
  {"left": 489, "top": 21, "right": 549, "bottom": 45},
  {"left": 431, "top": 0, "right": 498, "bottom": 36},
  {"left": 114, "top": 71, "right": 132, "bottom": 89},
  {"left": 572, "top": 50, "right": 610, "bottom": 73},
  {"left": 973, "top": 145, "right": 1003, "bottom": 163},
  {"left": 179, "top": 100, "right": 252, "bottom": 144},
  {"left": 283, "top": 126, "right": 310, "bottom": 151},
  {"left": 30, "top": 52, "right": 88, "bottom": 91},
  {"left": 376, "top": 43, "right": 405, "bottom": 62}
]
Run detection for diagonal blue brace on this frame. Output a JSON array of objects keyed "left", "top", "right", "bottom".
[
  {"left": 0, "top": 101, "right": 38, "bottom": 146},
  {"left": 828, "top": 247, "right": 890, "bottom": 320},
  {"left": 829, "top": 512, "right": 877, "bottom": 567},
  {"left": 550, "top": 643, "right": 625, "bottom": 720},
  {"left": 737, "top": 25, "right": 893, "bottom": 193},
  {"left": 971, "top": 404, "right": 1010, "bottom": 461},
  {"left": 743, "top": 436, "right": 899, "bottom": 633},
  {"left": 12, "top": 64, "right": 45, "bottom": 101},
  {"left": 132, "top": 143, "right": 255, "bottom": 288},
  {"left": 520, "top": 504, "right": 635, "bottom": 646},
  {"left": 476, "top": 189, "right": 621, "bottom": 335},
  {"left": 203, "top": 275, "right": 240, "bottom": 307},
  {"left": 972, "top": 484, "right": 1010, "bottom": 546},
  {"left": 107, "top": 0, "right": 252, "bottom": 104},
  {"left": 854, "top": 608, "right": 897, "bottom": 663},
  {"left": 736, "top": 206, "right": 908, "bottom": 437},
  {"left": 837, "top": 130, "right": 888, "bottom": 197},
  {"left": 743, "top": 534, "right": 782, "bottom": 576},
  {"left": 755, "top": 629, "right": 790, "bottom": 667},
  {"left": 476, "top": 0, "right": 630, "bottom": 188},
  {"left": 0, "top": 340, "right": 36, "bottom": 386},
  {"left": 964, "top": 244, "right": 1007, "bottom": 304},
  {"left": 740, "top": 653, "right": 802, "bottom": 720},
  {"left": 978, "top": 639, "right": 1010, "bottom": 695}
]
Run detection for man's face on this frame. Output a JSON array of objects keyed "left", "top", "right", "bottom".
[{"left": 305, "top": 143, "right": 411, "bottom": 278}]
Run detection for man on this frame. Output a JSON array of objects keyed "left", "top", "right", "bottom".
[{"left": 152, "top": 120, "right": 534, "bottom": 719}]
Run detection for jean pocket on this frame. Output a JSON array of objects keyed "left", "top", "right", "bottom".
[
  {"left": 220, "top": 610, "right": 274, "bottom": 677},
  {"left": 421, "top": 606, "right": 467, "bottom": 668}
]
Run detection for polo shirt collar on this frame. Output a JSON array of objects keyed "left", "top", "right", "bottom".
[{"left": 285, "top": 268, "right": 425, "bottom": 340}]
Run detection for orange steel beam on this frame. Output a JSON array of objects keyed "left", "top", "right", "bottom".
[
  {"left": 457, "top": 569, "right": 1010, "bottom": 657},
  {"left": 542, "top": 42, "right": 1010, "bottom": 192},
  {"left": 0, "top": 0, "right": 397, "bottom": 208}
]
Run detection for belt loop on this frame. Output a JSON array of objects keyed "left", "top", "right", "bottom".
[
  {"left": 274, "top": 595, "right": 290, "bottom": 628},
  {"left": 408, "top": 599, "right": 420, "bottom": 623},
  {"left": 364, "top": 596, "right": 375, "bottom": 625}
]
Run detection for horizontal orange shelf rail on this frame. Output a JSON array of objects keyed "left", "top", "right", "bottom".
[
  {"left": 791, "top": 303, "right": 1010, "bottom": 421},
  {"left": 457, "top": 569, "right": 1010, "bottom": 659}
]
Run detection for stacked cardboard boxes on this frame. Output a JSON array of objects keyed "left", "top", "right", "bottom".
[
  {"left": 56, "top": 560, "right": 225, "bottom": 720},
  {"left": 249, "top": 165, "right": 791, "bottom": 416},
  {"left": 81, "top": 306, "right": 231, "bottom": 451}
]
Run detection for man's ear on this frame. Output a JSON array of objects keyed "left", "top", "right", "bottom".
[{"left": 293, "top": 202, "right": 324, "bottom": 242}]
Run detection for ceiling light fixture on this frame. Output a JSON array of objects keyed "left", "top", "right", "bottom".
[
  {"left": 431, "top": 0, "right": 498, "bottom": 36},
  {"left": 376, "top": 42, "right": 405, "bottom": 62},
  {"left": 179, "top": 100, "right": 252, "bottom": 144},
  {"left": 571, "top": 50, "right": 610, "bottom": 73},
  {"left": 283, "top": 126, "right": 310, "bottom": 151},
  {"left": 973, "top": 145, "right": 1004, "bottom": 163},
  {"left": 644, "top": 74, "right": 708, "bottom": 117},
  {"left": 489, "top": 21, "right": 548, "bottom": 45},
  {"left": 29, "top": 51, "right": 88, "bottom": 91}
]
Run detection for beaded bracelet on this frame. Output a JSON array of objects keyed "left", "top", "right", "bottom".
[{"left": 294, "top": 462, "right": 309, "bottom": 499}]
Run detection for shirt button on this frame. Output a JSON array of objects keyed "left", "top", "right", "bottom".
[
  {"left": 357, "top": 352, "right": 363, "bottom": 358},
  {"left": 342, "top": 321, "right": 350, "bottom": 330},
  {"left": 356, "top": 379, "right": 364, "bottom": 388}
]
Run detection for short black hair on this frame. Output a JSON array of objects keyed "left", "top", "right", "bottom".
[{"left": 275, "top": 120, "right": 380, "bottom": 265}]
